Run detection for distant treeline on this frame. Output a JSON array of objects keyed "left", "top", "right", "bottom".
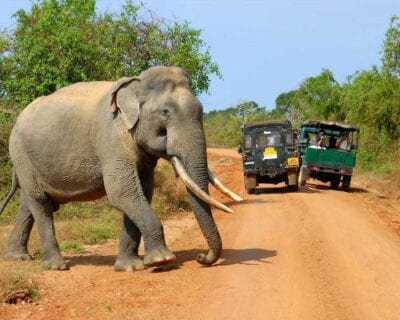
[{"left": 204, "top": 16, "right": 400, "bottom": 175}]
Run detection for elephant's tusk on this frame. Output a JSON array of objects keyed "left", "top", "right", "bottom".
[
  {"left": 171, "top": 157, "right": 233, "bottom": 213},
  {"left": 208, "top": 169, "right": 243, "bottom": 202}
]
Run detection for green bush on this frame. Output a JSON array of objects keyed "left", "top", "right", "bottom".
[
  {"left": 70, "top": 212, "right": 120, "bottom": 245},
  {"left": 59, "top": 240, "right": 84, "bottom": 253}
]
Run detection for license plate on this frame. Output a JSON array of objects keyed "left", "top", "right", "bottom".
[
  {"left": 263, "top": 147, "right": 277, "bottom": 159},
  {"left": 287, "top": 157, "right": 299, "bottom": 166}
]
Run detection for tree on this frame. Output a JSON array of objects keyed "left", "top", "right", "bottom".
[
  {"left": 270, "top": 91, "right": 305, "bottom": 125},
  {"left": 203, "top": 101, "right": 269, "bottom": 147},
  {"left": 382, "top": 16, "right": 400, "bottom": 77},
  {"left": 342, "top": 68, "right": 400, "bottom": 139},
  {"left": 294, "top": 69, "right": 344, "bottom": 121},
  {"left": 0, "top": 30, "right": 13, "bottom": 100},
  {"left": 1, "top": 0, "right": 221, "bottom": 109},
  {"left": 274, "top": 91, "right": 296, "bottom": 117},
  {"left": 235, "top": 101, "right": 268, "bottom": 124}
]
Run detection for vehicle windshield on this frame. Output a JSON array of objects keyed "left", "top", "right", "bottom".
[
  {"left": 255, "top": 130, "right": 282, "bottom": 148},
  {"left": 243, "top": 134, "right": 252, "bottom": 149}
]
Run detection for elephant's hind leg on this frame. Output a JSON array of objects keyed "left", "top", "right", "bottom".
[
  {"left": 114, "top": 214, "right": 144, "bottom": 271},
  {"left": 5, "top": 193, "right": 34, "bottom": 261},
  {"left": 26, "top": 195, "right": 69, "bottom": 270}
]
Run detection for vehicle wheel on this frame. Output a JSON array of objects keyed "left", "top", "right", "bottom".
[
  {"left": 342, "top": 175, "right": 351, "bottom": 191},
  {"left": 298, "top": 167, "right": 307, "bottom": 186},
  {"left": 330, "top": 176, "right": 340, "bottom": 189},
  {"left": 244, "top": 175, "right": 257, "bottom": 194}
]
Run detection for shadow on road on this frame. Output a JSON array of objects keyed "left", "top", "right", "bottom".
[
  {"left": 68, "top": 254, "right": 116, "bottom": 267},
  {"left": 306, "top": 182, "right": 368, "bottom": 194},
  {"left": 349, "top": 186, "right": 368, "bottom": 193},
  {"left": 216, "top": 248, "right": 277, "bottom": 266},
  {"left": 68, "top": 247, "right": 277, "bottom": 270},
  {"left": 174, "top": 248, "right": 277, "bottom": 268},
  {"left": 67, "top": 248, "right": 277, "bottom": 271},
  {"left": 255, "top": 186, "right": 290, "bottom": 194},
  {"left": 253, "top": 186, "right": 321, "bottom": 194}
]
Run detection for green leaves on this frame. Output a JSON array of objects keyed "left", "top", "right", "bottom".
[
  {"left": 204, "top": 101, "right": 268, "bottom": 147},
  {"left": 382, "top": 16, "right": 400, "bottom": 77},
  {"left": 0, "top": 0, "right": 220, "bottom": 110}
]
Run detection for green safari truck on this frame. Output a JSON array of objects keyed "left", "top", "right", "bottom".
[{"left": 297, "top": 120, "right": 359, "bottom": 191}]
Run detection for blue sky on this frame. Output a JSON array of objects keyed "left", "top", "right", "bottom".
[{"left": 1, "top": 1, "right": 399, "bottom": 112}]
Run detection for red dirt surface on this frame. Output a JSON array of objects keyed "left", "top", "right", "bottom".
[{"left": 1, "top": 148, "right": 400, "bottom": 319}]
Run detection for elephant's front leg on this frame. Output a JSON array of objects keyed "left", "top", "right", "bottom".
[
  {"left": 114, "top": 169, "right": 155, "bottom": 271},
  {"left": 114, "top": 215, "right": 144, "bottom": 271},
  {"left": 104, "top": 166, "right": 176, "bottom": 267}
]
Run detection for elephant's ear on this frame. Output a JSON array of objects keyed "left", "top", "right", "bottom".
[{"left": 110, "top": 76, "right": 141, "bottom": 130}]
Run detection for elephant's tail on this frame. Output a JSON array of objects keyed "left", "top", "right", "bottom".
[{"left": 0, "top": 168, "right": 18, "bottom": 216}]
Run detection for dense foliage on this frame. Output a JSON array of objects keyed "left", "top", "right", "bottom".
[
  {"left": 204, "top": 16, "right": 400, "bottom": 175},
  {"left": 204, "top": 101, "right": 268, "bottom": 147},
  {"left": 0, "top": 0, "right": 220, "bottom": 109}
]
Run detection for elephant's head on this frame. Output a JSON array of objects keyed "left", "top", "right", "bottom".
[{"left": 110, "top": 66, "right": 242, "bottom": 265}]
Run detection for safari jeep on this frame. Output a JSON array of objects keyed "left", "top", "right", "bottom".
[
  {"left": 239, "top": 120, "right": 299, "bottom": 194},
  {"left": 297, "top": 120, "right": 359, "bottom": 191}
]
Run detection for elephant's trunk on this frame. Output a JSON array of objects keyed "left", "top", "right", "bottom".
[{"left": 170, "top": 128, "right": 222, "bottom": 265}]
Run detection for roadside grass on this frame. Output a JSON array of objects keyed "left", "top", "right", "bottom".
[
  {"left": 59, "top": 240, "right": 85, "bottom": 254},
  {"left": 0, "top": 261, "right": 41, "bottom": 302},
  {"left": 153, "top": 161, "right": 190, "bottom": 218}
]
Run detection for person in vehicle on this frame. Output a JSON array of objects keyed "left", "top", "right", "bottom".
[
  {"left": 336, "top": 132, "right": 351, "bottom": 150},
  {"left": 328, "top": 135, "right": 337, "bottom": 148},
  {"left": 317, "top": 130, "right": 326, "bottom": 147}
]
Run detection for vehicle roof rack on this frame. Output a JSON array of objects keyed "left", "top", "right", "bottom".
[
  {"left": 243, "top": 120, "right": 292, "bottom": 131},
  {"left": 300, "top": 120, "right": 359, "bottom": 132}
]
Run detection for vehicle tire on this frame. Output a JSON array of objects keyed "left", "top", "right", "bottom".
[
  {"left": 342, "top": 175, "right": 351, "bottom": 191},
  {"left": 287, "top": 184, "right": 299, "bottom": 192},
  {"left": 298, "top": 167, "right": 307, "bottom": 186},
  {"left": 244, "top": 175, "right": 257, "bottom": 194},
  {"left": 330, "top": 176, "right": 340, "bottom": 189}
]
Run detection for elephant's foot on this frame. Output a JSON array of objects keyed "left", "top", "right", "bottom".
[
  {"left": 114, "top": 255, "right": 145, "bottom": 272},
  {"left": 41, "top": 255, "right": 70, "bottom": 270},
  {"left": 4, "top": 249, "right": 33, "bottom": 261},
  {"left": 144, "top": 247, "right": 176, "bottom": 267}
]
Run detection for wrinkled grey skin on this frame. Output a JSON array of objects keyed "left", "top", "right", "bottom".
[{"left": 2, "top": 66, "right": 222, "bottom": 270}]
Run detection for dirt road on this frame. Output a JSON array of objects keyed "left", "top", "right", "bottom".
[{"left": 2, "top": 148, "right": 400, "bottom": 319}]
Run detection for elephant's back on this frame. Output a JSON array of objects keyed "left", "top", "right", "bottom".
[
  {"left": 54, "top": 81, "right": 113, "bottom": 105},
  {"left": 20, "top": 81, "right": 113, "bottom": 117},
  {"left": 16, "top": 81, "right": 113, "bottom": 134}
]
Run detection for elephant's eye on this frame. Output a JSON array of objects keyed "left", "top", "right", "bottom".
[
  {"left": 160, "top": 108, "right": 169, "bottom": 121},
  {"left": 158, "top": 128, "right": 167, "bottom": 137}
]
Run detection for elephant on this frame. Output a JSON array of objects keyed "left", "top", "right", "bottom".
[{"left": 0, "top": 66, "right": 242, "bottom": 271}]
